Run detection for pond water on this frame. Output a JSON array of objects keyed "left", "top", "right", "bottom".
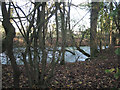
[
  {"left": 0, "top": 46, "right": 107, "bottom": 64},
  {"left": 65, "top": 46, "right": 90, "bottom": 62}
]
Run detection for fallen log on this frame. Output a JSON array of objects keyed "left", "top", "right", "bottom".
[{"left": 76, "top": 45, "right": 90, "bottom": 57}]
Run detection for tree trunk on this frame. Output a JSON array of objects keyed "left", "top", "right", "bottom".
[
  {"left": 117, "top": 4, "right": 120, "bottom": 87},
  {"left": 90, "top": 2, "right": 100, "bottom": 57},
  {"left": 1, "top": 2, "right": 20, "bottom": 88},
  {"left": 40, "top": 2, "right": 47, "bottom": 88}
]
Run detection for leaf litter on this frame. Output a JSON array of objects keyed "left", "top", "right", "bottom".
[{"left": 2, "top": 48, "right": 119, "bottom": 88}]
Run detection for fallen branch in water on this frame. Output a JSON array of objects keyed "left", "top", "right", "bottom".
[{"left": 75, "top": 45, "right": 90, "bottom": 57}]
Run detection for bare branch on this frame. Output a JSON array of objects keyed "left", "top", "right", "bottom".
[{"left": 12, "top": 2, "right": 27, "bottom": 38}]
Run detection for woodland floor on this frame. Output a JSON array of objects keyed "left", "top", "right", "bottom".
[{"left": 2, "top": 47, "right": 120, "bottom": 89}]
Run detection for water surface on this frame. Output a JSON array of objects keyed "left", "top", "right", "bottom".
[{"left": 0, "top": 46, "right": 90, "bottom": 64}]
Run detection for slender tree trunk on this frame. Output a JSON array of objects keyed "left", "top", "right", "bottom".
[
  {"left": 60, "top": 2, "right": 66, "bottom": 65},
  {"left": 109, "top": 21, "right": 113, "bottom": 46},
  {"left": 109, "top": 2, "right": 113, "bottom": 47},
  {"left": 46, "top": 3, "right": 60, "bottom": 83},
  {"left": 37, "top": 3, "right": 43, "bottom": 49},
  {"left": 22, "top": 51, "right": 33, "bottom": 87},
  {"left": 100, "top": 18, "right": 103, "bottom": 52}
]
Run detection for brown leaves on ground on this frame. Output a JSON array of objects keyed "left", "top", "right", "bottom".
[{"left": 2, "top": 48, "right": 119, "bottom": 88}]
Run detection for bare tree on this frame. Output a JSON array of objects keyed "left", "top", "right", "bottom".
[{"left": 1, "top": 2, "right": 21, "bottom": 88}]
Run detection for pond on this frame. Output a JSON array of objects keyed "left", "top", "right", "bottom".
[{"left": 0, "top": 46, "right": 107, "bottom": 64}]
